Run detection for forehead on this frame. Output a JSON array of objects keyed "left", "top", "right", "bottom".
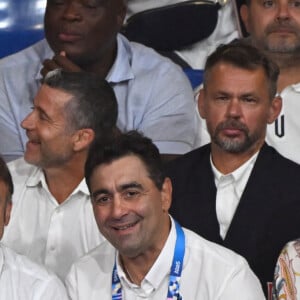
[
  {"left": 90, "top": 155, "right": 151, "bottom": 189},
  {"left": 34, "top": 84, "right": 73, "bottom": 111},
  {"left": 205, "top": 62, "right": 268, "bottom": 92}
]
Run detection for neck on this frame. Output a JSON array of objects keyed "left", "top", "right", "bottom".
[
  {"left": 80, "top": 42, "right": 117, "bottom": 78},
  {"left": 120, "top": 250, "right": 161, "bottom": 286},
  {"left": 43, "top": 153, "right": 87, "bottom": 204},
  {"left": 210, "top": 141, "right": 263, "bottom": 174},
  {"left": 120, "top": 217, "right": 171, "bottom": 286}
]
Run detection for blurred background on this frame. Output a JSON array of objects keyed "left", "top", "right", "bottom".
[{"left": 0, "top": 0, "right": 45, "bottom": 58}]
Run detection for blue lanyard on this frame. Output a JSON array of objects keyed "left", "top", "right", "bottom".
[{"left": 111, "top": 220, "right": 185, "bottom": 300}]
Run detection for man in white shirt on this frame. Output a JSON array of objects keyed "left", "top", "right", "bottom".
[
  {"left": 0, "top": 156, "right": 68, "bottom": 299},
  {"left": 166, "top": 41, "right": 300, "bottom": 298},
  {"left": 239, "top": 0, "right": 300, "bottom": 164},
  {"left": 2, "top": 69, "right": 118, "bottom": 279},
  {"left": 65, "top": 131, "right": 265, "bottom": 300}
]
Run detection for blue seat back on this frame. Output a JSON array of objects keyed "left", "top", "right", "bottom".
[{"left": 0, "top": 0, "right": 45, "bottom": 58}]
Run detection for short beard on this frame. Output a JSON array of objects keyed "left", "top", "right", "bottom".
[
  {"left": 265, "top": 40, "right": 300, "bottom": 54},
  {"left": 211, "top": 119, "right": 259, "bottom": 153}
]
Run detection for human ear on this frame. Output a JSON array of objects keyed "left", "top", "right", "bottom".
[
  {"left": 73, "top": 128, "right": 95, "bottom": 152},
  {"left": 197, "top": 88, "right": 207, "bottom": 119},
  {"left": 4, "top": 201, "right": 12, "bottom": 226},
  {"left": 161, "top": 177, "right": 172, "bottom": 213},
  {"left": 240, "top": 4, "right": 251, "bottom": 34},
  {"left": 267, "top": 96, "right": 282, "bottom": 124}
]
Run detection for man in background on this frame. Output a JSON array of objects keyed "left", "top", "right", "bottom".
[
  {"left": 167, "top": 42, "right": 300, "bottom": 297},
  {"left": 2, "top": 69, "right": 118, "bottom": 279},
  {"left": 0, "top": 0, "right": 198, "bottom": 162}
]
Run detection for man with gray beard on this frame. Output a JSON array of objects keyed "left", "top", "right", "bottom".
[
  {"left": 166, "top": 41, "right": 300, "bottom": 299},
  {"left": 239, "top": 0, "right": 300, "bottom": 164}
]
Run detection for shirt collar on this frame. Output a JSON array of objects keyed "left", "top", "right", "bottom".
[
  {"left": 25, "top": 165, "right": 90, "bottom": 196},
  {"left": 116, "top": 216, "right": 176, "bottom": 292},
  {"left": 282, "top": 82, "right": 300, "bottom": 93},
  {"left": 211, "top": 151, "right": 259, "bottom": 199},
  {"left": 35, "top": 39, "right": 54, "bottom": 82},
  {"left": 106, "top": 34, "right": 134, "bottom": 83}
]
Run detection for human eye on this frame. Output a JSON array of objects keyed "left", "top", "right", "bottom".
[
  {"left": 123, "top": 189, "right": 140, "bottom": 200},
  {"left": 37, "top": 110, "right": 50, "bottom": 122},
  {"left": 262, "top": 0, "right": 275, "bottom": 8},
  {"left": 289, "top": 0, "right": 300, "bottom": 7},
  {"left": 215, "top": 94, "right": 229, "bottom": 102},
  {"left": 241, "top": 95, "right": 257, "bottom": 104},
  {"left": 82, "top": 0, "right": 106, "bottom": 8},
  {"left": 93, "top": 194, "right": 111, "bottom": 205}
]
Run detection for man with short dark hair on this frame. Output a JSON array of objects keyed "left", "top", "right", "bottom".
[
  {"left": 166, "top": 41, "right": 300, "bottom": 297},
  {"left": 239, "top": 0, "right": 300, "bottom": 164},
  {"left": 65, "top": 131, "right": 265, "bottom": 299},
  {"left": 0, "top": 156, "right": 68, "bottom": 299},
  {"left": 2, "top": 69, "right": 118, "bottom": 280},
  {"left": 0, "top": 0, "right": 198, "bottom": 162}
]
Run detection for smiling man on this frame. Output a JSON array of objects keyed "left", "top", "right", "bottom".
[
  {"left": 65, "top": 131, "right": 264, "bottom": 299},
  {"left": 0, "top": 0, "right": 198, "bottom": 162},
  {"left": 240, "top": 0, "right": 300, "bottom": 164},
  {"left": 2, "top": 69, "right": 118, "bottom": 280},
  {"left": 166, "top": 41, "right": 300, "bottom": 298}
]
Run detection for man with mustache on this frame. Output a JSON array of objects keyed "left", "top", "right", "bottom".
[
  {"left": 0, "top": 0, "right": 198, "bottom": 163},
  {"left": 166, "top": 41, "right": 300, "bottom": 298},
  {"left": 239, "top": 0, "right": 300, "bottom": 164}
]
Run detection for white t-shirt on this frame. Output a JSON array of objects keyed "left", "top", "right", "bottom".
[
  {"left": 266, "top": 84, "right": 300, "bottom": 165},
  {"left": 0, "top": 243, "right": 68, "bottom": 300},
  {"left": 66, "top": 218, "right": 265, "bottom": 299}
]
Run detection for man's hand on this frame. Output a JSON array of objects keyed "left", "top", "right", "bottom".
[{"left": 41, "top": 51, "right": 82, "bottom": 78}]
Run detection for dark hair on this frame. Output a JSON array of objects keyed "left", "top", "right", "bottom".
[
  {"left": 203, "top": 41, "right": 279, "bottom": 99},
  {"left": 0, "top": 156, "right": 13, "bottom": 202},
  {"left": 85, "top": 131, "right": 165, "bottom": 191},
  {"left": 43, "top": 69, "right": 118, "bottom": 140}
]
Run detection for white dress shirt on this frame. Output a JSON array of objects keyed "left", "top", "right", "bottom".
[
  {"left": 0, "top": 243, "right": 68, "bottom": 299},
  {"left": 66, "top": 218, "right": 265, "bottom": 299},
  {"left": 211, "top": 152, "right": 259, "bottom": 239},
  {"left": 2, "top": 158, "right": 105, "bottom": 280}
]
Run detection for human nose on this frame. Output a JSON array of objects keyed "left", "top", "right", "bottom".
[
  {"left": 21, "top": 110, "right": 36, "bottom": 131},
  {"left": 111, "top": 196, "right": 127, "bottom": 219},
  {"left": 226, "top": 99, "right": 242, "bottom": 118},
  {"left": 276, "top": 0, "right": 290, "bottom": 19},
  {"left": 62, "top": 2, "right": 82, "bottom": 21}
]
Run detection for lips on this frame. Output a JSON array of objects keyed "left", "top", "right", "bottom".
[
  {"left": 58, "top": 32, "right": 82, "bottom": 42},
  {"left": 111, "top": 220, "right": 139, "bottom": 231}
]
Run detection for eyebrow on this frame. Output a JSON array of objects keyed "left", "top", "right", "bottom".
[
  {"left": 91, "top": 182, "right": 144, "bottom": 198},
  {"left": 35, "top": 105, "right": 51, "bottom": 119}
]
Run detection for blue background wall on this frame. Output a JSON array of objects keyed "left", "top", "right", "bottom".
[{"left": 0, "top": 0, "right": 45, "bottom": 58}]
